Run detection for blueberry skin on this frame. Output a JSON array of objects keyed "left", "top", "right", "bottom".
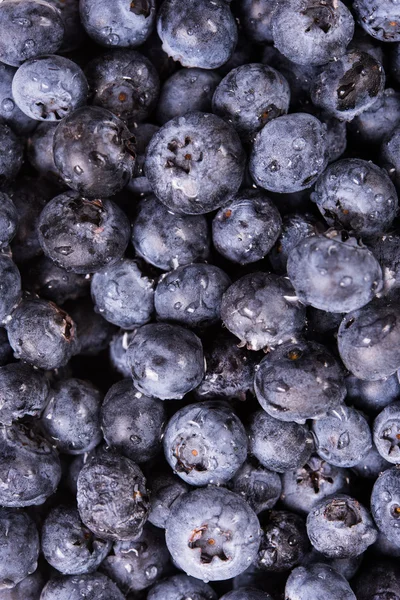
[
  {"left": 67, "top": 297, "right": 117, "bottom": 357},
  {"left": 165, "top": 486, "right": 261, "bottom": 581},
  {"left": 285, "top": 563, "right": 357, "bottom": 599},
  {"left": 312, "top": 158, "right": 398, "bottom": 238},
  {"left": 101, "top": 379, "right": 166, "bottom": 463},
  {"left": 271, "top": 0, "right": 354, "bottom": 66},
  {"left": 147, "top": 574, "right": 217, "bottom": 600},
  {"left": 0, "top": 329, "right": 13, "bottom": 369},
  {"left": 373, "top": 402, "right": 400, "bottom": 464},
  {"left": 371, "top": 467, "right": 400, "bottom": 546},
  {"left": 312, "top": 405, "right": 372, "bottom": 468},
  {"left": 38, "top": 191, "right": 130, "bottom": 274},
  {"left": 0, "top": 0, "right": 64, "bottom": 67},
  {"left": 40, "top": 573, "right": 125, "bottom": 600},
  {"left": 268, "top": 212, "right": 323, "bottom": 275},
  {"left": 132, "top": 194, "right": 210, "bottom": 271},
  {"left": 127, "top": 323, "right": 204, "bottom": 400},
  {"left": 27, "top": 124, "right": 62, "bottom": 183},
  {"left": 6, "top": 298, "right": 78, "bottom": 370},
  {"left": 213, "top": 63, "right": 290, "bottom": 142},
  {"left": 77, "top": 450, "right": 150, "bottom": 541},
  {"left": 248, "top": 410, "right": 314, "bottom": 473},
  {"left": 0, "top": 194, "right": 18, "bottom": 238},
  {"left": 0, "top": 569, "right": 44, "bottom": 600},
  {"left": 351, "top": 442, "right": 390, "bottom": 479},
  {"left": 47, "top": 0, "right": 86, "bottom": 52},
  {"left": 0, "top": 363, "right": 49, "bottom": 425},
  {"left": 53, "top": 106, "right": 136, "bottom": 197},
  {"left": 212, "top": 189, "right": 282, "bottom": 265},
  {"left": 101, "top": 524, "right": 170, "bottom": 592},
  {"left": 40, "top": 378, "right": 102, "bottom": 455},
  {"left": 249, "top": 113, "right": 328, "bottom": 194},
  {"left": 156, "top": 68, "right": 221, "bottom": 125},
  {"left": 349, "top": 88, "right": 400, "bottom": 146},
  {"left": 80, "top": 0, "right": 156, "bottom": 48},
  {"left": 0, "top": 423, "right": 61, "bottom": 507},
  {"left": 337, "top": 299, "right": 400, "bottom": 381},
  {"left": 307, "top": 494, "right": 377, "bottom": 559},
  {"left": 41, "top": 505, "right": 112, "bottom": 575},
  {"left": 0, "top": 255, "right": 21, "bottom": 324},
  {"left": 354, "top": 0, "right": 400, "bottom": 42},
  {"left": 91, "top": 258, "right": 154, "bottom": 330},
  {"left": 148, "top": 472, "right": 189, "bottom": 529},
  {"left": 85, "top": 50, "right": 160, "bottom": 126},
  {"left": 155, "top": 263, "right": 231, "bottom": 328},
  {"left": 157, "top": 0, "right": 237, "bottom": 69},
  {"left": 145, "top": 111, "right": 245, "bottom": 215},
  {"left": 311, "top": 50, "right": 385, "bottom": 121},
  {"left": 255, "top": 339, "right": 346, "bottom": 424},
  {"left": 128, "top": 122, "right": 160, "bottom": 195},
  {"left": 287, "top": 232, "right": 383, "bottom": 313},
  {"left": 281, "top": 455, "right": 350, "bottom": 516},
  {"left": 219, "top": 590, "right": 273, "bottom": 600},
  {"left": 163, "top": 400, "right": 247, "bottom": 486},
  {"left": 258, "top": 510, "right": 309, "bottom": 573},
  {"left": 0, "top": 63, "right": 36, "bottom": 135},
  {"left": 0, "top": 508, "right": 39, "bottom": 589},
  {"left": 381, "top": 123, "right": 400, "bottom": 193},
  {"left": 194, "top": 331, "right": 259, "bottom": 401},
  {"left": 345, "top": 373, "right": 400, "bottom": 415},
  {"left": 0, "top": 124, "right": 24, "bottom": 182},
  {"left": 353, "top": 558, "right": 400, "bottom": 600},
  {"left": 231, "top": 460, "right": 282, "bottom": 515},
  {"left": 109, "top": 330, "right": 135, "bottom": 378},
  {"left": 12, "top": 55, "right": 88, "bottom": 122},
  {"left": 221, "top": 272, "right": 306, "bottom": 351},
  {"left": 238, "top": 0, "right": 277, "bottom": 43},
  {"left": 301, "top": 549, "right": 363, "bottom": 582},
  {"left": 25, "top": 256, "right": 90, "bottom": 306}
]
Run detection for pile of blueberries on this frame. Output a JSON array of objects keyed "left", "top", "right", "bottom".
[{"left": 3, "top": 0, "right": 400, "bottom": 598}]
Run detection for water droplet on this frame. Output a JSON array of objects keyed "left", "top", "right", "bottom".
[
  {"left": 74, "top": 165, "right": 84, "bottom": 175},
  {"left": 13, "top": 17, "right": 31, "bottom": 27},
  {"left": 145, "top": 566, "right": 158, "bottom": 579},
  {"left": 23, "top": 39, "right": 35, "bottom": 51},
  {"left": 130, "top": 435, "right": 142, "bottom": 444},
  {"left": 340, "top": 276, "right": 352, "bottom": 287},
  {"left": 337, "top": 431, "right": 350, "bottom": 449},
  {"left": 187, "top": 28, "right": 194, "bottom": 35},
  {"left": 292, "top": 137, "right": 306, "bottom": 150},
  {"left": 55, "top": 246, "right": 73, "bottom": 256},
  {"left": 268, "top": 160, "right": 280, "bottom": 172},
  {"left": 1, "top": 98, "right": 14, "bottom": 112},
  {"left": 174, "top": 302, "right": 182, "bottom": 310},
  {"left": 246, "top": 92, "right": 255, "bottom": 102},
  {"left": 375, "top": 193, "right": 384, "bottom": 202},
  {"left": 108, "top": 33, "right": 120, "bottom": 44}
]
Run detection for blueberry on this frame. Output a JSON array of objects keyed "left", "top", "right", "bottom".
[
  {"left": 24, "top": 256, "right": 90, "bottom": 306},
  {"left": 0, "top": 329, "right": 13, "bottom": 368},
  {"left": 0, "top": 124, "right": 24, "bottom": 182},
  {"left": 220, "top": 272, "right": 306, "bottom": 351},
  {"left": 145, "top": 111, "right": 245, "bottom": 215},
  {"left": 371, "top": 467, "right": 400, "bottom": 546},
  {"left": 281, "top": 455, "right": 350, "bottom": 516},
  {"left": 285, "top": 562, "right": 356, "bottom": 599},
  {"left": 0, "top": 255, "right": 21, "bottom": 324},
  {"left": 91, "top": 258, "right": 154, "bottom": 330},
  {"left": 345, "top": 372, "right": 400, "bottom": 415},
  {"left": 219, "top": 590, "right": 273, "bottom": 600},
  {"left": 287, "top": 231, "right": 383, "bottom": 313},
  {"left": 238, "top": 0, "right": 277, "bottom": 43},
  {"left": 128, "top": 123, "right": 160, "bottom": 195},
  {"left": 0, "top": 508, "right": 39, "bottom": 589},
  {"left": 353, "top": 558, "right": 400, "bottom": 600},
  {"left": 40, "top": 378, "right": 102, "bottom": 455},
  {"left": 165, "top": 486, "right": 261, "bottom": 581},
  {"left": 80, "top": 0, "right": 156, "bottom": 48},
  {"left": 6, "top": 297, "right": 78, "bottom": 370},
  {"left": 369, "top": 233, "right": 400, "bottom": 294},
  {"left": 311, "top": 50, "right": 385, "bottom": 121},
  {"left": 85, "top": 50, "right": 159, "bottom": 126},
  {"left": 212, "top": 63, "right": 290, "bottom": 142},
  {"left": 132, "top": 194, "right": 210, "bottom": 271},
  {"left": 101, "top": 379, "right": 166, "bottom": 463},
  {"left": 351, "top": 442, "right": 390, "bottom": 479},
  {"left": 157, "top": 68, "right": 221, "bottom": 125},
  {"left": 27, "top": 123, "right": 63, "bottom": 183},
  {"left": 109, "top": 329, "right": 136, "bottom": 378},
  {"left": 77, "top": 449, "right": 150, "bottom": 541},
  {"left": 0, "top": 569, "right": 44, "bottom": 600},
  {"left": 0, "top": 0, "right": 64, "bottom": 67},
  {"left": 349, "top": 88, "right": 400, "bottom": 146},
  {"left": 212, "top": 189, "right": 282, "bottom": 265},
  {"left": 147, "top": 574, "right": 217, "bottom": 600},
  {"left": 48, "top": 0, "right": 86, "bottom": 52},
  {"left": 101, "top": 524, "right": 170, "bottom": 592},
  {"left": 231, "top": 460, "right": 282, "bottom": 514},
  {"left": 312, "top": 405, "right": 372, "bottom": 468},
  {"left": 40, "top": 572, "right": 125, "bottom": 600},
  {"left": 255, "top": 339, "right": 346, "bottom": 424},
  {"left": 155, "top": 263, "right": 231, "bottom": 328},
  {"left": 163, "top": 400, "right": 247, "bottom": 486},
  {"left": 0, "top": 423, "right": 61, "bottom": 507},
  {"left": 248, "top": 409, "right": 314, "bottom": 473},
  {"left": 0, "top": 63, "right": 36, "bottom": 134},
  {"left": 381, "top": 123, "right": 400, "bottom": 193},
  {"left": 38, "top": 191, "right": 130, "bottom": 274},
  {"left": 157, "top": 0, "right": 237, "bottom": 69},
  {"left": 353, "top": 0, "right": 400, "bottom": 42},
  {"left": 127, "top": 323, "right": 204, "bottom": 400},
  {"left": 337, "top": 299, "right": 400, "bottom": 381},
  {"left": 271, "top": 0, "right": 354, "bottom": 66},
  {"left": 373, "top": 402, "right": 400, "bottom": 464},
  {"left": 67, "top": 297, "right": 118, "bottom": 356},
  {"left": 41, "top": 505, "right": 111, "bottom": 575},
  {"left": 148, "top": 471, "right": 189, "bottom": 529},
  {"left": 301, "top": 549, "right": 363, "bottom": 582},
  {"left": 307, "top": 494, "right": 377, "bottom": 558},
  {"left": 0, "top": 362, "right": 49, "bottom": 425},
  {"left": 311, "top": 158, "right": 398, "bottom": 238},
  {"left": 194, "top": 331, "right": 259, "bottom": 401},
  {"left": 257, "top": 510, "right": 309, "bottom": 572},
  {"left": 249, "top": 113, "right": 328, "bottom": 193},
  {"left": 12, "top": 55, "right": 88, "bottom": 121}
]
